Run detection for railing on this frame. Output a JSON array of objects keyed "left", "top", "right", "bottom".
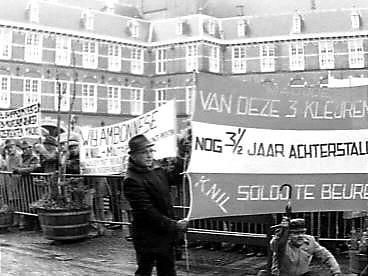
[{"left": 0, "top": 172, "right": 366, "bottom": 245}]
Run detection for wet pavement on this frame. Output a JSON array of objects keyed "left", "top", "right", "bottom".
[{"left": 0, "top": 227, "right": 359, "bottom": 275}]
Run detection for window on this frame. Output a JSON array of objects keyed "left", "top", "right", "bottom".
[
  {"left": 27, "top": 0, "right": 39, "bottom": 23},
  {"left": 107, "top": 44, "right": 121, "bottom": 72},
  {"left": 81, "top": 84, "right": 97, "bottom": 112},
  {"left": 155, "top": 88, "right": 167, "bottom": 108},
  {"left": 237, "top": 20, "right": 247, "bottom": 37},
  {"left": 176, "top": 21, "right": 184, "bottom": 35},
  {"left": 291, "top": 13, "right": 302, "bottom": 34},
  {"left": 54, "top": 80, "right": 70, "bottom": 111},
  {"left": 81, "top": 9, "right": 94, "bottom": 31},
  {"left": 185, "top": 86, "right": 195, "bottom": 115},
  {"left": 24, "top": 78, "right": 40, "bottom": 106},
  {"left": 348, "top": 39, "right": 364, "bottom": 68},
  {"left": 209, "top": 45, "right": 220, "bottom": 73},
  {"left": 0, "top": 76, "right": 10, "bottom": 108},
  {"left": 82, "top": 41, "right": 98, "bottom": 69},
  {"left": 155, "top": 48, "right": 167, "bottom": 74},
  {"left": 186, "top": 44, "right": 198, "bottom": 72},
  {"left": 128, "top": 20, "right": 139, "bottom": 38},
  {"left": 289, "top": 42, "right": 304, "bottom": 71},
  {"left": 260, "top": 44, "right": 275, "bottom": 72},
  {"left": 129, "top": 88, "right": 143, "bottom": 115},
  {"left": 319, "top": 41, "right": 334, "bottom": 69},
  {"left": 207, "top": 20, "right": 216, "bottom": 35},
  {"left": 55, "top": 36, "right": 71, "bottom": 66},
  {"left": 25, "top": 32, "right": 42, "bottom": 62},
  {"left": 107, "top": 85, "right": 120, "bottom": 114},
  {"left": 131, "top": 47, "right": 143, "bottom": 74},
  {"left": 351, "top": 11, "right": 360, "bottom": 30},
  {"left": 0, "top": 29, "right": 12, "bottom": 59},
  {"left": 232, "top": 46, "right": 246, "bottom": 73}
]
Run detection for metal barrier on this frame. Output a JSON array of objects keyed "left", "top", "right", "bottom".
[{"left": 0, "top": 171, "right": 366, "bottom": 246}]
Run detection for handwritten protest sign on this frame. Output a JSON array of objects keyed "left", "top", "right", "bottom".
[
  {"left": 187, "top": 73, "right": 368, "bottom": 219},
  {"left": 0, "top": 103, "right": 41, "bottom": 139},
  {"left": 80, "top": 100, "right": 177, "bottom": 175}
]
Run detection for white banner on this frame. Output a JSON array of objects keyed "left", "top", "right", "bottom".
[
  {"left": 80, "top": 101, "right": 177, "bottom": 175},
  {"left": 0, "top": 103, "right": 41, "bottom": 139},
  {"left": 188, "top": 121, "right": 368, "bottom": 174}
]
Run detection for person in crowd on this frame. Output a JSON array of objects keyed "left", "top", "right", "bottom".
[
  {"left": 13, "top": 140, "right": 40, "bottom": 174},
  {"left": 34, "top": 136, "right": 58, "bottom": 173},
  {"left": 123, "top": 134, "right": 188, "bottom": 276},
  {"left": 270, "top": 218, "right": 341, "bottom": 276},
  {"left": 4, "top": 139, "right": 22, "bottom": 171},
  {"left": 65, "top": 133, "right": 80, "bottom": 174}
]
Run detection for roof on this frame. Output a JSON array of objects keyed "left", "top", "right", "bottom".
[{"left": 1, "top": 1, "right": 368, "bottom": 45}]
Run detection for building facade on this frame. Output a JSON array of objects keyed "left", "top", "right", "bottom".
[{"left": 1, "top": 0, "right": 368, "bottom": 129}]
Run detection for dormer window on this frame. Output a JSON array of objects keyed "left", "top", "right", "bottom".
[
  {"left": 351, "top": 10, "right": 361, "bottom": 30},
  {"left": 26, "top": 0, "right": 39, "bottom": 23},
  {"left": 176, "top": 21, "right": 184, "bottom": 35},
  {"left": 128, "top": 20, "right": 139, "bottom": 38},
  {"left": 237, "top": 19, "right": 247, "bottom": 37},
  {"left": 207, "top": 20, "right": 216, "bottom": 35},
  {"left": 291, "top": 13, "right": 302, "bottom": 34},
  {"left": 104, "top": 0, "right": 115, "bottom": 13},
  {"left": 81, "top": 9, "right": 94, "bottom": 31}
]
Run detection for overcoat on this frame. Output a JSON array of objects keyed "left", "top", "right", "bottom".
[{"left": 123, "top": 159, "right": 178, "bottom": 254}]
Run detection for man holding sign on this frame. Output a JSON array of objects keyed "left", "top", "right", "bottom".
[{"left": 123, "top": 134, "right": 188, "bottom": 276}]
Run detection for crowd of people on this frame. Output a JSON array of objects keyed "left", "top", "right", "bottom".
[{"left": 0, "top": 133, "right": 81, "bottom": 175}]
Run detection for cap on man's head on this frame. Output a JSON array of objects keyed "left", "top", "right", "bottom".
[
  {"left": 43, "top": 135, "right": 57, "bottom": 147},
  {"left": 128, "top": 134, "right": 154, "bottom": 155},
  {"left": 20, "top": 140, "right": 32, "bottom": 150},
  {"left": 5, "top": 139, "right": 16, "bottom": 148},
  {"left": 289, "top": 218, "right": 307, "bottom": 232}
]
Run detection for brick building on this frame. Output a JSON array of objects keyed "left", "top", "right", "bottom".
[{"left": 1, "top": 0, "right": 368, "bottom": 129}]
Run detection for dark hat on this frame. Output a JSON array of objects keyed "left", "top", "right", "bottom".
[
  {"left": 128, "top": 134, "right": 154, "bottom": 154},
  {"left": 4, "top": 139, "right": 16, "bottom": 148},
  {"left": 43, "top": 136, "right": 57, "bottom": 147},
  {"left": 289, "top": 218, "right": 307, "bottom": 232}
]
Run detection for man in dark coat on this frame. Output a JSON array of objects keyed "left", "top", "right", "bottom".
[{"left": 123, "top": 134, "right": 188, "bottom": 276}]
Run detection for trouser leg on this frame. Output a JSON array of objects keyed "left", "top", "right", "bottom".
[
  {"left": 135, "top": 250, "right": 155, "bottom": 276},
  {"left": 156, "top": 247, "right": 176, "bottom": 276}
]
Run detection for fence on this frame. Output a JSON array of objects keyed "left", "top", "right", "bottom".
[{"left": 0, "top": 171, "right": 366, "bottom": 247}]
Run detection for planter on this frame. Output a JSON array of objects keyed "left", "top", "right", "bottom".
[
  {"left": 37, "top": 208, "right": 91, "bottom": 241},
  {"left": 349, "top": 250, "right": 368, "bottom": 274},
  {"left": 0, "top": 212, "right": 13, "bottom": 229}
]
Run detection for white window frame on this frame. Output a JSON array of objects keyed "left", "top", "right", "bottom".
[
  {"left": 0, "top": 29, "right": 12, "bottom": 59},
  {"left": 186, "top": 44, "right": 198, "bottom": 72},
  {"left": 55, "top": 36, "right": 71, "bottom": 66},
  {"left": 209, "top": 45, "right": 220, "bottom": 73},
  {"left": 131, "top": 47, "right": 143, "bottom": 74},
  {"left": 81, "top": 84, "right": 97, "bottom": 112},
  {"left": 107, "top": 44, "right": 121, "bottom": 72},
  {"left": 129, "top": 88, "right": 143, "bottom": 115},
  {"left": 155, "top": 47, "right": 167, "bottom": 74},
  {"left": 81, "top": 9, "right": 94, "bottom": 31},
  {"left": 260, "top": 44, "right": 275, "bottom": 72},
  {"left": 107, "top": 85, "right": 121, "bottom": 114},
  {"left": 237, "top": 20, "right": 247, "bottom": 37},
  {"left": 289, "top": 42, "right": 304, "bottom": 71},
  {"left": 54, "top": 80, "right": 70, "bottom": 112},
  {"left": 319, "top": 40, "right": 334, "bottom": 69},
  {"left": 185, "top": 86, "right": 195, "bottom": 115},
  {"left": 348, "top": 39, "right": 364, "bottom": 68},
  {"left": 232, "top": 46, "right": 246, "bottom": 73},
  {"left": 0, "top": 75, "right": 10, "bottom": 108},
  {"left": 82, "top": 41, "right": 98, "bottom": 69},
  {"left": 176, "top": 21, "right": 184, "bottom": 35},
  {"left": 25, "top": 32, "right": 42, "bottom": 63},
  {"left": 23, "top": 78, "right": 40, "bottom": 106},
  {"left": 155, "top": 88, "right": 168, "bottom": 108},
  {"left": 207, "top": 20, "right": 216, "bottom": 35}
]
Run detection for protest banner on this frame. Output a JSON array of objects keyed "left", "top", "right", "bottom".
[
  {"left": 0, "top": 103, "right": 41, "bottom": 139},
  {"left": 80, "top": 100, "right": 177, "bottom": 175},
  {"left": 187, "top": 73, "right": 368, "bottom": 219}
]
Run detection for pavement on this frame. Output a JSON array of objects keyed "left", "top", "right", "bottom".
[{"left": 0, "top": 226, "right": 361, "bottom": 276}]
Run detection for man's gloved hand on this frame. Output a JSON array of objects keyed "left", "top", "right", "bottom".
[{"left": 176, "top": 219, "right": 188, "bottom": 232}]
